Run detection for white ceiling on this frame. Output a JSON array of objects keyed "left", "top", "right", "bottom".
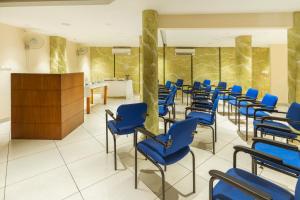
[{"left": 0, "top": 0, "right": 298, "bottom": 46}]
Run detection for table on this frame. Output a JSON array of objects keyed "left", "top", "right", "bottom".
[
  {"left": 104, "top": 80, "right": 133, "bottom": 99},
  {"left": 85, "top": 82, "right": 108, "bottom": 114}
]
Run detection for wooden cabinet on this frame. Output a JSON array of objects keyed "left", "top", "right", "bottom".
[{"left": 11, "top": 73, "right": 84, "bottom": 140}]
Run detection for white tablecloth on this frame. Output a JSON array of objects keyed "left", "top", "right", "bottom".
[{"left": 104, "top": 80, "right": 133, "bottom": 99}]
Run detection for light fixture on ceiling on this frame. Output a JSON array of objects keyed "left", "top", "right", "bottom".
[
  {"left": 175, "top": 48, "right": 195, "bottom": 56},
  {"left": 61, "top": 22, "right": 71, "bottom": 27},
  {"left": 112, "top": 47, "right": 131, "bottom": 55}
]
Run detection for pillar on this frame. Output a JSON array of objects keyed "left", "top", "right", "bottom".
[
  {"left": 50, "top": 36, "right": 67, "bottom": 73},
  {"left": 139, "top": 36, "right": 143, "bottom": 98},
  {"left": 142, "top": 10, "right": 159, "bottom": 133},
  {"left": 235, "top": 35, "right": 252, "bottom": 90},
  {"left": 288, "top": 12, "right": 300, "bottom": 103}
]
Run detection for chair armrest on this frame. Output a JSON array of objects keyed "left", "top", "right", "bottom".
[
  {"left": 105, "top": 109, "right": 116, "bottom": 120},
  {"left": 209, "top": 170, "right": 272, "bottom": 200},
  {"left": 234, "top": 145, "right": 283, "bottom": 166},
  {"left": 164, "top": 118, "right": 177, "bottom": 125},
  {"left": 252, "top": 137, "right": 299, "bottom": 151},
  {"left": 135, "top": 127, "right": 172, "bottom": 148},
  {"left": 186, "top": 106, "right": 212, "bottom": 113},
  {"left": 261, "top": 116, "right": 300, "bottom": 124},
  {"left": 254, "top": 108, "right": 277, "bottom": 120},
  {"left": 255, "top": 123, "right": 293, "bottom": 134}
]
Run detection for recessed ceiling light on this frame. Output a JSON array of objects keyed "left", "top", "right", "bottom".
[{"left": 61, "top": 22, "right": 71, "bottom": 26}]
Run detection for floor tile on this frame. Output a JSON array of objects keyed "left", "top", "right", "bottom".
[
  {"left": 81, "top": 170, "right": 157, "bottom": 200},
  {"left": 63, "top": 193, "right": 83, "bottom": 200},
  {"left": 5, "top": 166, "right": 78, "bottom": 200},
  {"left": 55, "top": 126, "right": 93, "bottom": 147},
  {"left": 68, "top": 152, "right": 121, "bottom": 189},
  {"left": 6, "top": 148, "right": 64, "bottom": 185},
  {"left": 0, "top": 163, "right": 6, "bottom": 188},
  {"left": 58, "top": 138, "right": 105, "bottom": 163},
  {"left": 9, "top": 140, "right": 56, "bottom": 160}
]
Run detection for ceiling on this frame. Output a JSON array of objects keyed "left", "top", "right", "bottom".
[{"left": 0, "top": 0, "right": 298, "bottom": 47}]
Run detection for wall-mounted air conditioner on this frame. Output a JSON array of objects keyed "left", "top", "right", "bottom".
[
  {"left": 112, "top": 47, "right": 131, "bottom": 55},
  {"left": 175, "top": 48, "right": 195, "bottom": 56}
]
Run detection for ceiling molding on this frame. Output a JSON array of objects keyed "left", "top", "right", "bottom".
[
  {"left": 159, "top": 13, "right": 293, "bottom": 29},
  {"left": 0, "top": 0, "right": 114, "bottom": 7}
]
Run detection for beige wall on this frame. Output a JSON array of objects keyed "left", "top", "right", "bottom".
[
  {"left": 66, "top": 40, "right": 79, "bottom": 73},
  {"left": 0, "top": 23, "right": 27, "bottom": 120},
  {"left": 270, "top": 44, "right": 289, "bottom": 104}
]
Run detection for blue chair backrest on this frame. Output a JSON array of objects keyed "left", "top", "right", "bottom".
[
  {"left": 165, "top": 87, "right": 177, "bottom": 105},
  {"left": 164, "top": 118, "right": 198, "bottom": 156},
  {"left": 295, "top": 177, "right": 300, "bottom": 200},
  {"left": 231, "top": 85, "right": 242, "bottom": 95},
  {"left": 218, "top": 81, "right": 227, "bottom": 90},
  {"left": 261, "top": 94, "right": 278, "bottom": 108},
  {"left": 176, "top": 79, "right": 184, "bottom": 87},
  {"left": 165, "top": 81, "right": 171, "bottom": 89},
  {"left": 115, "top": 103, "right": 147, "bottom": 129},
  {"left": 287, "top": 102, "right": 300, "bottom": 130},
  {"left": 205, "top": 85, "right": 212, "bottom": 93},
  {"left": 212, "top": 91, "right": 220, "bottom": 113},
  {"left": 193, "top": 81, "right": 201, "bottom": 90},
  {"left": 245, "top": 88, "right": 259, "bottom": 99},
  {"left": 212, "top": 89, "right": 220, "bottom": 102},
  {"left": 203, "top": 79, "right": 211, "bottom": 86}
]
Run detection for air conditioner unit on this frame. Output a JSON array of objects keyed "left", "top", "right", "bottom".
[
  {"left": 175, "top": 48, "right": 195, "bottom": 56},
  {"left": 112, "top": 47, "right": 131, "bottom": 55}
]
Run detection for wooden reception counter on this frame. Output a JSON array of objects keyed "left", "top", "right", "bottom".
[{"left": 11, "top": 73, "right": 84, "bottom": 140}]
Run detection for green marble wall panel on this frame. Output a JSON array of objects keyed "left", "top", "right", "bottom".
[
  {"left": 165, "top": 47, "right": 192, "bottom": 85},
  {"left": 50, "top": 36, "right": 67, "bottom": 74},
  {"left": 193, "top": 47, "right": 219, "bottom": 85},
  {"left": 220, "top": 47, "right": 237, "bottom": 87},
  {"left": 252, "top": 48, "right": 271, "bottom": 98},
  {"left": 115, "top": 48, "right": 140, "bottom": 94},
  {"left": 139, "top": 36, "right": 143, "bottom": 97},
  {"left": 236, "top": 36, "right": 252, "bottom": 90},
  {"left": 288, "top": 12, "right": 300, "bottom": 103},
  {"left": 142, "top": 10, "right": 159, "bottom": 133},
  {"left": 90, "top": 47, "right": 114, "bottom": 82},
  {"left": 158, "top": 47, "right": 164, "bottom": 84}
]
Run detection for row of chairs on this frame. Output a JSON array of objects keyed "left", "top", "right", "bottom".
[{"left": 105, "top": 101, "right": 300, "bottom": 199}]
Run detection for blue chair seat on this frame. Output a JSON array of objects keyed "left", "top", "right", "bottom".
[
  {"left": 254, "top": 143, "right": 300, "bottom": 174},
  {"left": 253, "top": 120, "right": 297, "bottom": 139},
  {"left": 239, "top": 107, "right": 269, "bottom": 117},
  {"left": 108, "top": 120, "right": 141, "bottom": 135},
  {"left": 137, "top": 134, "right": 190, "bottom": 165},
  {"left": 213, "top": 168, "right": 294, "bottom": 200},
  {"left": 229, "top": 100, "right": 249, "bottom": 107},
  {"left": 186, "top": 111, "right": 213, "bottom": 125},
  {"left": 219, "top": 95, "right": 236, "bottom": 101},
  {"left": 158, "top": 99, "right": 166, "bottom": 105}
]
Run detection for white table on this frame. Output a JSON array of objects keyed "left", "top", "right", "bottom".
[
  {"left": 104, "top": 80, "right": 133, "bottom": 99},
  {"left": 85, "top": 82, "right": 108, "bottom": 114}
]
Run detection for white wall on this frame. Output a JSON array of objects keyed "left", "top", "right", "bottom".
[
  {"left": 270, "top": 44, "right": 288, "bottom": 104},
  {"left": 66, "top": 40, "right": 79, "bottom": 73},
  {"left": 0, "top": 24, "right": 51, "bottom": 121},
  {"left": 0, "top": 23, "right": 27, "bottom": 121}
]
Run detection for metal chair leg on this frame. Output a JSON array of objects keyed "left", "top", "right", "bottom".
[
  {"left": 238, "top": 109, "right": 241, "bottom": 131},
  {"left": 252, "top": 159, "right": 258, "bottom": 175},
  {"left": 246, "top": 115, "right": 248, "bottom": 141},
  {"left": 210, "top": 126, "right": 215, "bottom": 154},
  {"left": 113, "top": 135, "right": 117, "bottom": 170},
  {"left": 190, "top": 150, "right": 196, "bottom": 193},
  {"left": 106, "top": 114, "right": 109, "bottom": 154},
  {"left": 214, "top": 119, "right": 217, "bottom": 142},
  {"left": 134, "top": 132, "right": 138, "bottom": 189}
]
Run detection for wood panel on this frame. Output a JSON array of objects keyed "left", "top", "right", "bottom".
[{"left": 11, "top": 73, "right": 84, "bottom": 140}]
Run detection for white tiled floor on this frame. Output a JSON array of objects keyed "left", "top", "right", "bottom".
[{"left": 0, "top": 97, "right": 296, "bottom": 200}]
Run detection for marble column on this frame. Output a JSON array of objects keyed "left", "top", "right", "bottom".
[
  {"left": 142, "top": 10, "right": 159, "bottom": 133},
  {"left": 288, "top": 12, "right": 300, "bottom": 102},
  {"left": 50, "top": 36, "right": 67, "bottom": 73},
  {"left": 139, "top": 36, "right": 144, "bottom": 98},
  {"left": 235, "top": 35, "right": 252, "bottom": 90}
]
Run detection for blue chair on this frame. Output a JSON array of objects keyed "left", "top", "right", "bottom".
[
  {"left": 250, "top": 137, "right": 300, "bottom": 178},
  {"left": 219, "top": 85, "right": 242, "bottom": 116},
  {"left": 174, "top": 79, "right": 184, "bottom": 103},
  {"left": 211, "top": 81, "right": 227, "bottom": 92},
  {"left": 238, "top": 93, "right": 278, "bottom": 141},
  {"left": 159, "top": 80, "right": 172, "bottom": 91},
  {"left": 185, "top": 90, "right": 220, "bottom": 154},
  {"left": 203, "top": 79, "right": 211, "bottom": 87},
  {"left": 209, "top": 145, "right": 300, "bottom": 200},
  {"left": 159, "top": 87, "right": 177, "bottom": 119},
  {"left": 228, "top": 88, "right": 259, "bottom": 124},
  {"left": 159, "top": 85, "right": 177, "bottom": 99},
  {"left": 192, "top": 85, "right": 212, "bottom": 102},
  {"left": 253, "top": 102, "right": 300, "bottom": 142},
  {"left": 191, "top": 88, "right": 219, "bottom": 111},
  {"left": 183, "top": 81, "right": 201, "bottom": 105},
  {"left": 134, "top": 118, "right": 198, "bottom": 200},
  {"left": 105, "top": 103, "right": 147, "bottom": 170}
]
